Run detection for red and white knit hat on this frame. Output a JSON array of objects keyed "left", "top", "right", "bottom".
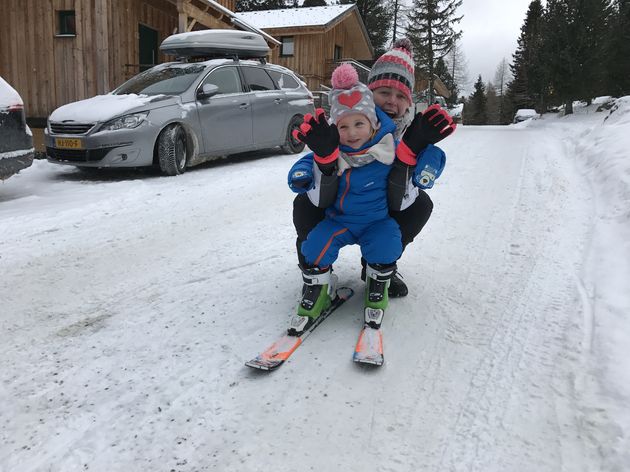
[
  {"left": 329, "top": 63, "right": 379, "bottom": 129},
  {"left": 367, "top": 38, "right": 415, "bottom": 105}
]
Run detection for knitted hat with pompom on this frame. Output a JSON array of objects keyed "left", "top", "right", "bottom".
[
  {"left": 328, "top": 63, "right": 379, "bottom": 130},
  {"left": 367, "top": 38, "right": 415, "bottom": 105}
]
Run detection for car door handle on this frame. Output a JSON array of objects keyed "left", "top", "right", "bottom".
[
  {"left": 274, "top": 98, "right": 283, "bottom": 104},
  {"left": 239, "top": 103, "right": 250, "bottom": 109}
]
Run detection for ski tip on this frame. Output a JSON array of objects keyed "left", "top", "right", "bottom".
[
  {"left": 245, "top": 358, "right": 284, "bottom": 371},
  {"left": 353, "top": 355, "right": 384, "bottom": 366}
]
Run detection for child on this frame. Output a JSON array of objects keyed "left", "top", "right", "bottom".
[{"left": 287, "top": 63, "right": 403, "bottom": 335}]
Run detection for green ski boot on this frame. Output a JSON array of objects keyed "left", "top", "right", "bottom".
[
  {"left": 288, "top": 266, "right": 335, "bottom": 336},
  {"left": 364, "top": 263, "right": 396, "bottom": 328}
]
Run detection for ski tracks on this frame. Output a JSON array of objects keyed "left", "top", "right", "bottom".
[{"left": 355, "top": 127, "right": 594, "bottom": 472}]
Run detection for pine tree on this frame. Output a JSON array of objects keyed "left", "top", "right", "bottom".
[
  {"left": 542, "top": 0, "right": 612, "bottom": 113},
  {"left": 464, "top": 75, "right": 487, "bottom": 125},
  {"left": 303, "top": 0, "right": 327, "bottom": 5},
  {"left": 406, "top": 0, "right": 463, "bottom": 103},
  {"left": 607, "top": 0, "right": 630, "bottom": 95},
  {"left": 339, "top": 0, "right": 393, "bottom": 57},
  {"left": 573, "top": 0, "right": 613, "bottom": 102},
  {"left": 434, "top": 57, "right": 455, "bottom": 102},
  {"left": 485, "top": 82, "right": 500, "bottom": 125},
  {"left": 507, "top": 0, "right": 546, "bottom": 112}
]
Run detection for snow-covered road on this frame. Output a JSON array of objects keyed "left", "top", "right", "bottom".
[{"left": 1, "top": 103, "right": 628, "bottom": 471}]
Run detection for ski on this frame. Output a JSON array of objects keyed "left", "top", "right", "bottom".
[
  {"left": 353, "top": 307, "right": 385, "bottom": 366},
  {"left": 245, "top": 287, "right": 354, "bottom": 371}
]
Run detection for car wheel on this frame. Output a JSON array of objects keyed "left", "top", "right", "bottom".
[
  {"left": 158, "top": 124, "right": 188, "bottom": 176},
  {"left": 281, "top": 115, "right": 305, "bottom": 154}
]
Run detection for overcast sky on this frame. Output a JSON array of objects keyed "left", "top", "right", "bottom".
[{"left": 457, "top": 0, "right": 534, "bottom": 94}]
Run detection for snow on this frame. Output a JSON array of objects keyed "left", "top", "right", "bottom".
[
  {"left": 0, "top": 75, "right": 23, "bottom": 108},
  {"left": 1, "top": 98, "right": 629, "bottom": 471},
  {"left": 48, "top": 94, "right": 163, "bottom": 123},
  {"left": 236, "top": 4, "right": 355, "bottom": 29},
  {"left": 0, "top": 148, "right": 34, "bottom": 161}
]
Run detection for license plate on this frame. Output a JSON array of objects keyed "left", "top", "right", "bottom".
[{"left": 55, "top": 138, "right": 83, "bottom": 149}]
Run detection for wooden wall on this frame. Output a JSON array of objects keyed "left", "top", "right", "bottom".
[
  {"left": 265, "top": 15, "right": 372, "bottom": 92},
  {"left": 0, "top": 0, "right": 178, "bottom": 120}
]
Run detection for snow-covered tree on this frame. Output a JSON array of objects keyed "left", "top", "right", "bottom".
[
  {"left": 406, "top": 0, "right": 463, "bottom": 103},
  {"left": 444, "top": 39, "right": 468, "bottom": 106},
  {"left": 494, "top": 58, "right": 512, "bottom": 124}
]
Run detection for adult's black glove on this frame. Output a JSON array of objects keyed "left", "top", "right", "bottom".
[
  {"left": 397, "top": 104, "right": 456, "bottom": 165},
  {"left": 292, "top": 108, "right": 340, "bottom": 162}
]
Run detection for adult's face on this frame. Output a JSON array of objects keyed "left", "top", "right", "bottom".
[{"left": 372, "top": 86, "right": 412, "bottom": 119}]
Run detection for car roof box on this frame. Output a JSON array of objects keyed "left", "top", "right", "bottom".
[{"left": 160, "top": 30, "right": 269, "bottom": 59}]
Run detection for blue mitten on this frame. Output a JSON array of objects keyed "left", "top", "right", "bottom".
[
  {"left": 288, "top": 168, "right": 314, "bottom": 193},
  {"left": 413, "top": 144, "right": 446, "bottom": 189}
]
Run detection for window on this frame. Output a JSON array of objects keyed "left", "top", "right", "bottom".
[
  {"left": 334, "top": 45, "right": 342, "bottom": 62},
  {"left": 241, "top": 67, "right": 276, "bottom": 91},
  {"left": 57, "top": 10, "right": 76, "bottom": 36},
  {"left": 267, "top": 70, "right": 300, "bottom": 90},
  {"left": 114, "top": 64, "right": 206, "bottom": 95},
  {"left": 202, "top": 67, "right": 242, "bottom": 95},
  {"left": 281, "top": 37, "right": 294, "bottom": 57}
]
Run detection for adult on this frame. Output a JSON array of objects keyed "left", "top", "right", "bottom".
[{"left": 292, "top": 38, "right": 454, "bottom": 297}]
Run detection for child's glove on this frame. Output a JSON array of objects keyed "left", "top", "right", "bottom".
[
  {"left": 412, "top": 144, "right": 446, "bottom": 189},
  {"left": 397, "top": 104, "right": 456, "bottom": 166},
  {"left": 292, "top": 108, "right": 340, "bottom": 170}
]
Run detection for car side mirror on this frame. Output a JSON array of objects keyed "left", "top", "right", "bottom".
[{"left": 197, "top": 84, "right": 219, "bottom": 100}]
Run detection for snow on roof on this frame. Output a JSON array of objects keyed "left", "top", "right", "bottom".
[
  {"left": 235, "top": 4, "right": 355, "bottom": 29},
  {"left": 0, "top": 76, "right": 23, "bottom": 108}
]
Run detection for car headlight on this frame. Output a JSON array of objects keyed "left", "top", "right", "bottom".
[{"left": 100, "top": 112, "right": 148, "bottom": 131}]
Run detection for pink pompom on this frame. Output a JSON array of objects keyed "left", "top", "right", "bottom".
[{"left": 331, "top": 63, "right": 358, "bottom": 90}]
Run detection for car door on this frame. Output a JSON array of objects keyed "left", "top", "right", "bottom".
[
  {"left": 240, "top": 65, "right": 288, "bottom": 148},
  {"left": 196, "top": 65, "right": 253, "bottom": 154}
]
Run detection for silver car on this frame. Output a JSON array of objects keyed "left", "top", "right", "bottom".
[
  {"left": 0, "top": 76, "right": 34, "bottom": 180},
  {"left": 45, "top": 59, "right": 313, "bottom": 175}
]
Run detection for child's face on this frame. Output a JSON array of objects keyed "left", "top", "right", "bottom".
[{"left": 337, "top": 113, "right": 373, "bottom": 149}]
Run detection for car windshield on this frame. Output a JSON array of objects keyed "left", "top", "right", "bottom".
[{"left": 114, "top": 64, "right": 206, "bottom": 96}]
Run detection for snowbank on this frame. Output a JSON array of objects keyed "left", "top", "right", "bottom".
[{"left": 569, "top": 96, "right": 630, "bottom": 468}]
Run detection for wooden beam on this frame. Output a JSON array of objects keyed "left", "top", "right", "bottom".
[
  {"left": 188, "top": 4, "right": 212, "bottom": 30},
  {"left": 182, "top": 1, "right": 225, "bottom": 30},
  {"left": 177, "top": 0, "right": 187, "bottom": 33}
]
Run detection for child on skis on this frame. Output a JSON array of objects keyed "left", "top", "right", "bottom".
[{"left": 287, "top": 63, "right": 403, "bottom": 335}]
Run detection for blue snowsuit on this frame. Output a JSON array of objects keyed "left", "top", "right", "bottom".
[{"left": 288, "top": 108, "right": 403, "bottom": 268}]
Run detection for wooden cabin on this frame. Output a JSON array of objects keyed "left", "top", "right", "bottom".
[
  {"left": 0, "top": 0, "right": 278, "bottom": 125},
  {"left": 236, "top": 4, "right": 373, "bottom": 93}
]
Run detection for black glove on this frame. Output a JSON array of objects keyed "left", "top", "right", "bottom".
[
  {"left": 401, "top": 104, "right": 456, "bottom": 155},
  {"left": 292, "top": 108, "right": 340, "bottom": 160}
]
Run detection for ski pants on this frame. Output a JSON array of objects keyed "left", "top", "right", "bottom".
[
  {"left": 301, "top": 216, "right": 403, "bottom": 268},
  {"left": 293, "top": 191, "right": 433, "bottom": 267}
]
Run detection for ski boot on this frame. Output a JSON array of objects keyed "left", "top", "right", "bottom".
[
  {"left": 364, "top": 263, "right": 396, "bottom": 329},
  {"left": 361, "top": 258, "right": 408, "bottom": 298},
  {"left": 288, "top": 266, "right": 336, "bottom": 336}
]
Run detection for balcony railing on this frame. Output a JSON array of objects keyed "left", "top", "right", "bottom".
[{"left": 324, "top": 59, "right": 371, "bottom": 86}]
